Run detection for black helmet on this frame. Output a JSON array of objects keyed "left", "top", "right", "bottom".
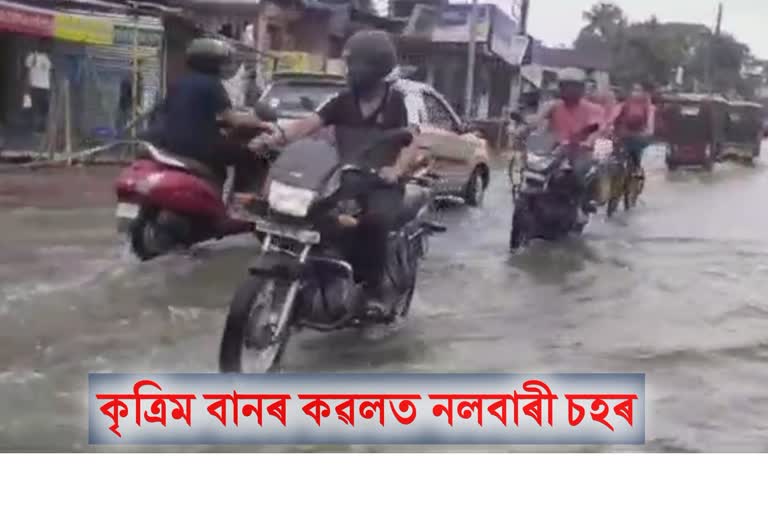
[
  {"left": 342, "top": 30, "right": 397, "bottom": 95},
  {"left": 186, "top": 38, "right": 234, "bottom": 76}
]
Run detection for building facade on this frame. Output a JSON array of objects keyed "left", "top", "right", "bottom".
[
  {"left": 395, "top": 1, "right": 530, "bottom": 120},
  {"left": 0, "top": 0, "right": 164, "bottom": 154}
]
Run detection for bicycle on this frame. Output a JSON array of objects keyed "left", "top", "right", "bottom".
[{"left": 606, "top": 138, "right": 645, "bottom": 217}]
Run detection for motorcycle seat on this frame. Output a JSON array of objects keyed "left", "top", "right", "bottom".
[
  {"left": 397, "top": 184, "right": 430, "bottom": 226},
  {"left": 140, "top": 143, "right": 220, "bottom": 182}
]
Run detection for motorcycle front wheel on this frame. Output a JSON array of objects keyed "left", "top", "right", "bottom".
[{"left": 218, "top": 276, "right": 290, "bottom": 373}]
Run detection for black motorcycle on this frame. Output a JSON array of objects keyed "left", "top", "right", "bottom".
[
  {"left": 509, "top": 119, "right": 600, "bottom": 251},
  {"left": 218, "top": 129, "right": 444, "bottom": 372}
]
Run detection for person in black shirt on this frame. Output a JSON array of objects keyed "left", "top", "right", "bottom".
[
  {"left": 250, "top": 30, "right": 424, "bottom": 313},
  {"left": 151, "top": 38, "right": 272, "bottom": 190}
]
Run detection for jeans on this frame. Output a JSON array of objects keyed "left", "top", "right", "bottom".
[
  {"left": 333, "top": 172, "right": 405, "bottom": 289},
  {"left": 567, "top": 152, "right": 599, "bottom": 210},
  {"left": 622, "top": 134, "right": 650, "bottom": 170},
  {"left": 207, "top": 140, "right": 269, "bottom": 192}
]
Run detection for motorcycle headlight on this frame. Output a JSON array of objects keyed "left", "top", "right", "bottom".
[{"left": 268, "top": 181, "right": 316, "bottom": 218}]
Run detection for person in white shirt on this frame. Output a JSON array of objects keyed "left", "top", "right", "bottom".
[{"left": 25, "top": 43, "right": 52, "bottom": 132}]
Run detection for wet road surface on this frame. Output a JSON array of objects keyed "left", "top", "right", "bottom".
[{"left": 2, "top": 147, "right": 768, "bottom": 452}]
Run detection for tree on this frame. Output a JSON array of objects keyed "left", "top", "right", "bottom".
[
  {"left": 573, "top": 2, "right": 755, "bottom": 96},
  {"left": 579, "top": 2, "right": 626, "bottom": 43},
  {"left": 686, "top": 32, "right": 751, "bottom": 95}
]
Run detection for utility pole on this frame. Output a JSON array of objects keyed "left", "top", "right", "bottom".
[
  {"left": 707, "top": 2, "right": 723, "bottom": 93},
  {"left": 715, "top": 2, "right": 722, "bottom": 36},
  {"left": 464, "top": 0, "right": 478, "bottom": 119},
  {"left": 519, "top": 0, "right": 530, "bottom": 35}
]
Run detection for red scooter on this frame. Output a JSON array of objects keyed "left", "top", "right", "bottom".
[
  {"left": 115, "top": 142, "right": 264, "bottom": 260},
  {"left": 115, "top": 103, "right": 278, "bottom": 260}
]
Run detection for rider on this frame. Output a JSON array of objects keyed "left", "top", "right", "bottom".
[
  {"left": 250, "top": 30, "right": 424, "bottom": 313},
  {"left": 529, "top": 67, "right": 607, "bottom": 213},
  {"left": 611, "top": 82, "right": 655, "bottom": 173},
  {"left": 149, "top": 38, "right": 272, "bottom": 189}
]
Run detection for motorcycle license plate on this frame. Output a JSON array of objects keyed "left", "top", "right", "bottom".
[{"left": 115, "top": 202, "right": 139, "bottom": 220}]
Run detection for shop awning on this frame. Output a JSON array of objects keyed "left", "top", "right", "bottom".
[{"left": 0, "top": 0, "right": 163, "bottom": 45}]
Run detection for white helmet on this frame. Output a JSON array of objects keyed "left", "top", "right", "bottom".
[{"left": 558, "top": 67, "right": 587, "bottom": 84}]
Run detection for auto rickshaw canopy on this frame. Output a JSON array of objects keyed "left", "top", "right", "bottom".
[
  {"left": 723, "top": 100, "right": 764, "bottom": 147},
  {"left": 656, "top": 93, "right": 728, "bottom": 145}
]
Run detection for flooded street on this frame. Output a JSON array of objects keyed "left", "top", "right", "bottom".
[{"left": 2, "top": 147, "right": 768, "bottom": 451}]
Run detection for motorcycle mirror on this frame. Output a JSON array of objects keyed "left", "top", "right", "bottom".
[{"left": 254, "top": 102, "right": 278, "bottom": 122}]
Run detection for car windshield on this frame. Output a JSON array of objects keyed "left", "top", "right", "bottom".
[{"left": 262, "top": 82, "right": 344, "bottom": 114}]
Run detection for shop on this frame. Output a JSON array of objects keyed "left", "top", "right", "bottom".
[
  {"left": 398, "top": 3, "right": 529, "bottom": 120},
  {"left": 0, "top": 0, "right": 164, "bottom": 155}
]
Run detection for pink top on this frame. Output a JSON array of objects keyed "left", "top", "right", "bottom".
[
  {"left": 546, "top": 99, "right": 606, "bottom": 144},
  {"left": 611, "top": 96, "right": 655, "bottom": 136}
]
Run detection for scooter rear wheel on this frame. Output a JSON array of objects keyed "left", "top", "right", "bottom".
[{"left": 129, "top": 209, "right": 173, "bottom": 261}]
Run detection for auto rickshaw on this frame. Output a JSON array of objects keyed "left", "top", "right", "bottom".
[
  {"left": 720, "top": 100, "right": 764, "bottom": 164},
  {"left": 656, "top": 93, "right": 728, "bottom": 171}
]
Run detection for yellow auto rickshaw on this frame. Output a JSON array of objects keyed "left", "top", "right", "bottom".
[{"left": 721, "top": 100, "right": 764, "bottom": 164}]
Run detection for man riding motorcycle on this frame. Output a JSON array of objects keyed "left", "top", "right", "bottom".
[
  {"left": 525, "top": 68, "right": 607, "bottom": 215},
  {"left": 148, "top": 38, "right": 273, "bottom": 191},
  {"left": 250, "top": 30, "right": 424, "bottom": 314}
]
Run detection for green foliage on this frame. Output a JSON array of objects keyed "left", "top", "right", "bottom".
[{"left": 574, "top": 2, "right": 755, "bottom": 97}]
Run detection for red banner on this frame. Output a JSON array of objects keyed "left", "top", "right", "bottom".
[{"left": 0, "top": 4, "right": 55, "bottom": 38}]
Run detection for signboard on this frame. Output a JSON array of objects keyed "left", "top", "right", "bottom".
[
  {"left": 54, "top": 13, "right": 113, "bottom": 45},
  {"left": 274, "top": 52, "right": 325, "bottom": 73},
  {"left": 489, "top": 7, "right": 528, "bottom": 66},
  {"left": 0, "top": 1, "right": 162, "bottom": 48},
  {"left": 261, "top": 51, "right": 326, "bottom": 82},
  {"left": 432, "top": 4, "right": 491, "bottom": 44},
  {"left": 113, "top": 24, "right": 163, "bottom": 48},
  {"left": 491, "top": 34, "right": 529, "bottom": 66},
  {"left": 0, "top": 3, "right": 54, "bottom": 37},
  {"left": 402, "top": 4, "right": 441, "bottom": 39}
]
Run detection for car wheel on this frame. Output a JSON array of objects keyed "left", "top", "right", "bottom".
[{"left": 464, "top": 168, "right": 485, "bottom": 207}]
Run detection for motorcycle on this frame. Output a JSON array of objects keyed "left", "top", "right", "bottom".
[
  {"left": 114, "top": 106, "right": 276, "bottom": 261},
  {"left": 508, "top": 117, "right": 601, "bottom": 251},
  {"left": 218, "top": 128, "right": 445, "bottom": 373}
]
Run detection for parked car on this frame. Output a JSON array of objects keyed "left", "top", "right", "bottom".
[
  {"left": 260, "top": 74, "right": 490, "bottom": 205},
  {"left": 260, "top": 71, "right": 346, "bottom": 121},
  {"left": 394, "top": 79, "right": 490, "bottom": 206}
]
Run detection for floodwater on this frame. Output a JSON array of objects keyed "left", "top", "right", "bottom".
[{"left": 2, "top": 147, "right": 768, "bottom": 452}]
